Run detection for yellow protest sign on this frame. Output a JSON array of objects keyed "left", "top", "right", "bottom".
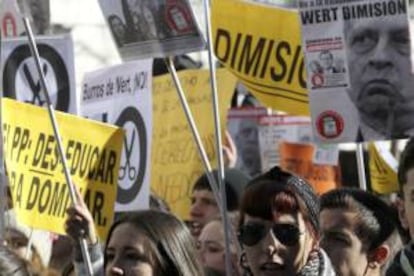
[
  {"left": 2, "top": 98, "right": 124, "bottom": 239},
  {"left": 368, "top": 143, "right": 399, "bottom": 194},
  {"left": 151, "top": 69, "right": 236, "bottom": 218},
  {"left": 212, "top": 0, "right": 309, "bottom": 115}
]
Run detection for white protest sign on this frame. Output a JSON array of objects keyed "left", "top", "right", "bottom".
[
  {"left": 1, "top": 35, "right": 78, "bottom": 114},
  {"left": 299, "top": 0, "right": 413, "bottom": 142},
  {"left": 1, "top": 0, "right": 25, "bottom": 37},
  {"left": 258, "top": 114, "right": 313, "bottom": 172},
  {"left": 98, "top": 0, "right": 205, "bottom": 60},
  {"left": 81, "top": 59, "right": 153, "bottom": 211}
]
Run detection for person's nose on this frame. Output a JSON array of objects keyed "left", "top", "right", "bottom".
[
  {"left": 369, "top": 37, "right": 393, "bottom": 70},
  {"left": 261, "top": 229, "right": 283, "bottom": 256},
  {"left": 108, "top": 256, "right": 125, "bottom": 275}
]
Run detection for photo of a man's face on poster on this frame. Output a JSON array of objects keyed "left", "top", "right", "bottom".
[{"left": 299, "top": 0, "right": 414, "bottom": 142}]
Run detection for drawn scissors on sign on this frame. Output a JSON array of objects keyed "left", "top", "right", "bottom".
[
  {"left": 119, "top": 130, "right": 137, "bottom": 181},
  {"left": 23, "top": 62, "right": 47, "bottom": 106}
]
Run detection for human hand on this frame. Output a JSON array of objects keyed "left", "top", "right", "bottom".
[
  {"left": 65, "top": 185, "right": 97, "bottom": 245},
  {"left": 223, "top": 130, "right": 237, "bottom": 168}
]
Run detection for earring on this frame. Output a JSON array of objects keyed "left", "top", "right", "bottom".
[{"left": 239, "top": 252, "right": 253, "bottom": 276}]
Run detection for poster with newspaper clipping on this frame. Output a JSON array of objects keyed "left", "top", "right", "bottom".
[
  {"left": 98, "top": 0, "right": 205, "bottom": 60},
  {"left": 298, "top": 0, "right": 413, "bottom": 143}
]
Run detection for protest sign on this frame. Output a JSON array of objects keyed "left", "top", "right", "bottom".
[
  {"left": 1, "top": 0, "right": 25, "bottom": 37},
  {"left": 299, "top": 0, "right": 413, "bottom": 142},
  {"left": 151, "top": 69, "right": 236, "bottom": 218},
  {"left": 257, "top": 114, "right": 312, "bottom": 172},
  {"left": 81, "top": 59, "right": 152, "bottom": 212},
  {"left": 368, "top": 142, "right": 399, "bottom": 194},
  {"left": 2, "top": 98, "right": 123, "bottom": 238},
  {"left": 227, "top": 108, "right": 268, "bottom": 177},
  {"left": 279, "top": 141, "right": 338, "bottom": 194},
  {"left": 98, "top": 0, "right": 205, "bottom": 60},
  {"left": 212, "top": 0, "right": 309, "bottom": 115},
  {"left": 1, "top": 35, "right": 78, "bottom": 114}
]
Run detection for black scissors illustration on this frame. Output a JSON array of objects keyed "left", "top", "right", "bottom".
[
  {"left": 119, "top": 129, "right": 137, "bottom": 181},
  {"left": 23, "top": 62, "right": 47, "bottom": 106}
]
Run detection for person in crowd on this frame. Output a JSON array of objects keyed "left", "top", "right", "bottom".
[
  {"left": 320, "top": 188, "right": 397, "bottom": 276},
  {"left": 0, "top": 244, "right": 32, "bottom": 276},
  {"left": 104, "top": 210, "right": 204, "bottom": 275},
  {"left": 234, "top": 119, "right": 262, "bottom": 177},
  {"left": 345, "top": 11, "right": 414, "bottom": 140},
  {"left": 197, "top": 215, "right": 241, "bottom": 276},
  {"left": 3, "top": 210, "right": 54, "bottom": 275},
  {"left": 387, "top": 138, "right": 414, "bottom": 275},
  {"left": 189, "top": 168, "right": 251, "bottom": 237},
  {"left": 238, "top": 166, "right": 335, "bottom": 276},
  {"left": 65, "top": 187, "right": 204, "bottom": 275}
]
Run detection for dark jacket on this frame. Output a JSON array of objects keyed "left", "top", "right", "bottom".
[{"left": 386, "top": 243, "right": 414, "bottom": 276}]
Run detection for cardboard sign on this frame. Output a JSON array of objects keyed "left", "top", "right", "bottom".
[
  {"left": 81, "top": 59, "right": 153, "bottom": 211},
  {"left": 368, "top": 142, "right": 399, "bottom": 194},
  {"left": 151, "top": 69, "right": 236, "bottom": 218},
  {"left": 1, "top": 35, "right": 78, "bottom": 114},
  {"left": 98, "top": 0, "right": 205, "bottom": 60},
  {"left": 299, "top": 0, "right": 413, "bottom": 142},
  {"left": 2, "top": 98, "right": 124, "bottom": 238},
  {"left": 212, "top": 0, "right": 309, "bottom": 115},
  {"left": 279, "top": 141, "right": 338, "bottom": 194}
]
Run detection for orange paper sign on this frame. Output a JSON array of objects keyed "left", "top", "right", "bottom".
[{"left": 279, "top": 141, "right": 339, "bottom": 194}]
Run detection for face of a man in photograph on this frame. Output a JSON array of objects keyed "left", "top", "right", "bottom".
[
  {"left": 320, "top": 52, "right": 334, "bottom": 71},
  {"left": 346, "top": 16, "right": 413, "bottom": 135}
]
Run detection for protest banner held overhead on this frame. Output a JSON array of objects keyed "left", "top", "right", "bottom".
[
  {"left": 1, "top": 35, "right": 78, "bottom": 114},
  {"left": 212, "top": 0, "right": 309, "bottom": 115},
  {"left": 98, "top": 0, "right": 205, "bottom": 60},
  {"left": 279, "top": 141, "right": 339, "bottom": 194},
  {"left": 368, "top": 142, "right": 399, "bottom": 194},
  {"left": 298, "top": 0, "right": 413, "bottom": 142},
  {"left": 81, "top": 59, "right": 152, "bottom": 212},
  {"left": 152, "top": 69, "right": 236, "bottom": 218},
  {"left": 2, "top": 98, "right": 124, "bottom": 239}
]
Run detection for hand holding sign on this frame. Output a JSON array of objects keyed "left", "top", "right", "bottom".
[{"left": 65, "top": 185, "right": 98, "bottom": 246}]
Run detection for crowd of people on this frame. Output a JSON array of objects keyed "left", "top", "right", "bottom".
[{"left": 0, "top": 136, "right": 413, "bottom": 276}]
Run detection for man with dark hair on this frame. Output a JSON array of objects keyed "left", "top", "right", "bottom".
[
  {"left": 189, "top": 169, "right": 250, "bottom": 237},
  {"left": 320, "top": 188, "right": 397, "bottom": 276},
  {"left": 319, "top": 50, "right": 337, "bottom": 74},
  {"left": 387, "top": 138, "right": 414, "bottom": 275}
]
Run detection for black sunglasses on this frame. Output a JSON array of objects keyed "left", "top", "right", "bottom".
[{"left": 238, "top": 223, "right": 302, "bottom": 247}]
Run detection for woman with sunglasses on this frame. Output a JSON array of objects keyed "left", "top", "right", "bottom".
[{"left": 238, "top": 166, "right": 335, "bottom": 276}]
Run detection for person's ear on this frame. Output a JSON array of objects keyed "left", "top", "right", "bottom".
[
  {"left": 368, "top": 245, "right": 390, "bottom": 267},
  {"left": 396, "top": 197, "right": 410, "bottom": 230}
]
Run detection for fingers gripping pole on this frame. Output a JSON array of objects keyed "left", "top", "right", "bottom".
[{"left": 22, "top": 18, "right": 94, "bottom": 276}]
